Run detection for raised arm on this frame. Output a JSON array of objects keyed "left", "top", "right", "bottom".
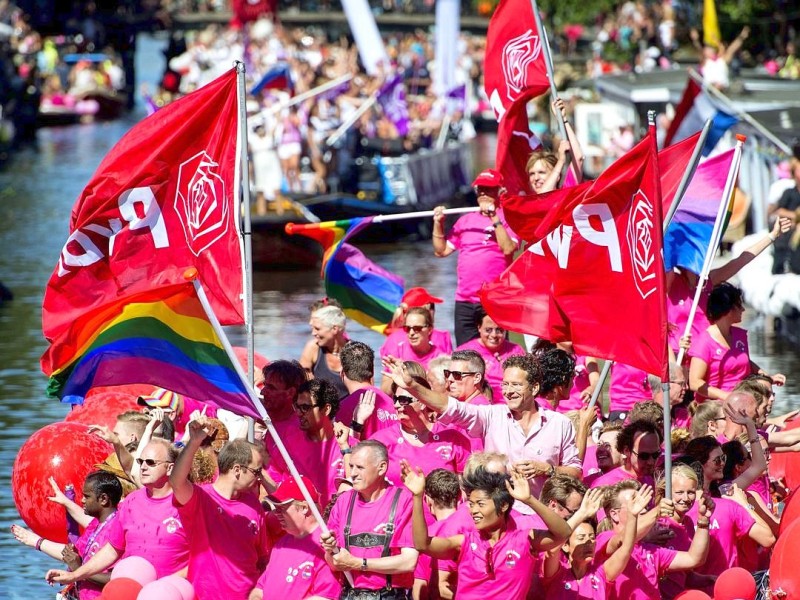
[
  {"left": 667, "top": 491, "right": 712, "bottom": 570},
  {"left": 87, "top": 424, "right": 134, "bottom": 475},
  {"left": 603, "top": 486, "right": 652, "bottom": 581},
  {"left": 170, "top": 419, "right": 213, "bottom": 505},
  {"left": 709, "top": 217, "right": 792, "bottom": 284},
  {"left": 725, "top": 406, "right": 767, "bottom": 490},
  {"left": 383, "top": 356, "right": 449, "bottom": 413},
  {"left": 47, "top": 476, "right": 93, "bottom": 528},
  {"left": 432, "top": 206, "right": 455, "bottom": 258},
  {"left": 506, "top": 469, "right": 571, "bottom": 551}
]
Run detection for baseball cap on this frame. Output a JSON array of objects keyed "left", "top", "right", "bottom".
[
  {"left": 137, "top": 387, "right": 182, "bottom": 412},
  {"left": 472, "top": 168, "right": 504, "bottom": 188},
  {"left": 263, "top": 475, "right": 320, "bottom": 509},
  {"left": 402, "top": 287, "right": 443, "bottom": 307}
]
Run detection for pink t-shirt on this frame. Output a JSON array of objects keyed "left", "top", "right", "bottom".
[
  {"left": 456, "top": 338, "right": 525, "bottom": 403},
  {"left": 380, "top": 328, "right": 453, "bottom": 360},
  {"left": 254, "top": 526, "right": 341, "bottom": 600},
  {"left": 608, "top": 363, "right": 650, "bottom": 414},
  {"left": 588, "top": 466, "right": 637, "bottom": 489},
  {"left": 369, "top": 423, "right": 471, "bottom": 486},
  {"left": 667, "top": 276, "right": 711, "bottom": 355},
  {"left": 672, "top": 405, "right": 691, "bottom": 430},
  {"left": 327, "top": 487, "right": 415, "bottom": 590},
  {"left": 582, "top": 444, "right": 600, "bottom": 480},
  {"left": 446, "top": 210, "right": 518, "bottom": 303},
  {"left": 177, "top": 484, "right": 271, "bottom": 600},
  {"left": 267, "top": 429, "right": 355, "bottom": 505},
  {"left": 689, "top": 327, "right": 751, "bottom": 401},
  {"left": 562, "top": 355, "right": 592, "bottom": 413},
  {"left": 75, "top": 514, "right": 118, "bottom": 600},
  {"left": 544, "top": 560, "right": 609, "bottom": 600},
  {"left": 174, "top": 398, "right": 218, "bottom": 439},
  {"left": 658, "top": 516, "right": 694, "bottom": 600},
  {"left": 107, "top": 489, "right": 189, "bottom": 578},
  {"left": 379, "top": 338, "right": 450, "bottom": 369},
  {"left": 414, "top": 511, "right": 462, "bottom": 585},
  {"left": 455, "top": 528, "right": 535, "bottom": 600},
  {"left": 596, "top": 531, "right": 676, "bottom": 600},
  {"left": 338, "top": 386, "right": 399, "bottom": 439},
  {"left": 687, "top": 496, "right": 755, "bottom": 577}
]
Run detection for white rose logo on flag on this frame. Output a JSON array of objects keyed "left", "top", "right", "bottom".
[
  {"left": 501, "top": 30, "right": 542, "bottom": 102},
  {"left": 175, "top": 150, "right": 229, "bottom": 257},
  {"left": 627, "top": 190, "right": 657, "bottom": 300}
]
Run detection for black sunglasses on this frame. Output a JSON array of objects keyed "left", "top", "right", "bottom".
[
  {"left": 135, "top": 458, "right": 173, "bottom": 467},
  {"left": 393, "top": 395, "right": 414, "bottom": 406},
  {"left": 632, "top": 450, "right": 660, "bottom": 461},
  {"left": 403, "top": 325, "right": 429, "bottom": 333},
  {"left": 444, "top": 369, "right": 477, "bottom": 381}
]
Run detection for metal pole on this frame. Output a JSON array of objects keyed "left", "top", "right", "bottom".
[
  {"left": 285, "top": 206, "right": 481, "bottom": 235},
  {"left": 235, "top": 61, "right": 256, "bottom": 442},
  {"left": 326, "top": 93, "right": 378, "bottom": 147}
]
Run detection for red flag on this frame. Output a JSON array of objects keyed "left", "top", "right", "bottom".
[
  {"left": 230, "top": 0, "right": 276, "bottom": 27},
  {"left": 659, "top": 130, "right": 701, "bottom": 215},
  {"left": 43, "top": 69, "right": 244, "bottom": 342},
  {"left": 481, "top": 130, "right": 668, "bottom": 378},
  {"left": 484, "top": 0, "right": 550, "bottom": 195}
]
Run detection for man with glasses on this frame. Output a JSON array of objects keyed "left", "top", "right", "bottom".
[
  {"left": 384, "top": 354, "right": 581, "bottom": 512},
  {"left": 590, "top": 420, "right": 662, "bottom": 489},
  {"left": 249, "top": 476, "right": 341, "bottom": 600},
  {"left": 46, "top": 438, "right": 189, "bottom": 586},
  {"left": 171, "top": 422, "right": 272, "bottom": 599},
  {"left": 431, "top": 168, "right": 518, "bottom": 346}
]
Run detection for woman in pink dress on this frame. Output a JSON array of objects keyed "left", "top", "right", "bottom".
[{"left": 689, "top": 283, "right": 785, "bottom": 402}]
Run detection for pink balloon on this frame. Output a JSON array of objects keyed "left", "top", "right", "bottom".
[
  {"left": 111, "top": 556, "right": 158, "bottom": 587},
  {"left": 159, "top": 576, "right": 195, "bottom": 600},
  {"left": 137, "top": 580, "right": 183, "bottom": 600}
]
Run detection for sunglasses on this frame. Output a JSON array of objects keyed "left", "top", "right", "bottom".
[
  {"left": 135, "top": 458, "right": 173, "bottom": 467},
  {"left": 403, "top": 325, "right": 429, "bottom": 333},
  {"left": 292, "top": 402, "right": 320, "bottom": 414},
  {"left": 239, "top": 465, "right": 262, "bottom": 477},
  {"left": 632, "top": 450, "right": 660, "bottom": 461},
  {"left": 444, "top": 370, "right": 477, "bottom": 381},
  {"left": 475, "top": 186, "right": 499, "bottom": 197},
  {"left": 393, "top": 395, "right": 415, "bottom": 406},
  {"left": 711, "top": 454, "right": 727, "bottom": 466}
]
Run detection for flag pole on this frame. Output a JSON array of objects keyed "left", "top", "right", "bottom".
[
  {"left": 530, "top": 0, "right": 582, "bottom": 183},
  {"left": 235, "top": 61, "right": 256, "bottom": 443},
  {"left": 687, "top": 69, "right": 791, "bottom": 154},
  {"left": 663, "top": 119, "right": 713, "bottom": 227},
  {"left": 326, "top": 92, "right": 379, "bottom": 147},
  {"left": 285, "top": 206, "right": 481, "bottom": 235},
  {"left": 674, "top": 134, "right": 746, "bottom": 367},
  {"left": 190, "top": 278, "right": 336, "bottom": 538}
]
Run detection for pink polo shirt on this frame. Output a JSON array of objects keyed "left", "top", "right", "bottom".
[
  {"left": 381, "top": 328, "right": 453, "bottom": 360},
  {"left": 596, "top": 531, "right": 677, "bottom": 600},
  {"left": 379, "top": 338, "right": 450, "bottom": 369},
  {"left": 456, "top": 529, "right": 536, "bottom": 600},
  {"left": 326, "top": 487, "right": 415, "bottom": 590},
  {"left": 658, "top": 516, "right": 694, "bottom": 600},
  {"left": 456, "top": 338, "right": 525, "bottom": 403},
  {"left": 582, "top": 444, "right": 600, "bottom": 480},
  {"left": 107, "top": 489, "right": 189, "bottom": 578},
  {"left": 337, "top": 386, "right": 399, "bottom": 439},
  {"left": 438, "top": 398, "right": 581, "bottom": 507},
  {"left": 414, "top": 511, "right": 462, "bottom": 585},
  {"left": 369, "top": 423, "right": 470, "bottom": 486},
  {"left": 687, "top": 496, "right": 755, "bottom": 577},
  {"left": 588, "top": 466, "right": 654, "bottom": 490},
  {"left": 254, "top": 526, "right": 341, "bottom": 600},
  {"left": 667, "top": 276, "right": 711, "bottom": 355},
  {"left": 544, "top": 561, "right": 609, "bottom": 600},
  {"left": 608, "top": 363, "right": 650, "bottom": 415},
  {"left": 446, "top": 211, "right": 518, "bottom": 303},
  {"left": 688, "top": 327, "right": 751, "bottom": 401},
  {"left": 177, "top": 484, "right": 271, "bottom": 600},
  {"left": 75, "top": 515, "right": 118, "bottom": 600},
  {"left": 561, "top": 355, "right": 592, "bottom": 413}
]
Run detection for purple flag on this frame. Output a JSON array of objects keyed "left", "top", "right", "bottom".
[
  {"left": 377, "top": 73, "right": 410, "bottom": 136},
  {"left": 319, "top": 79, "right": 352, "bottom": 102},
  {"left": 446, "top": 84, "right": 467, "bottom": 113}
]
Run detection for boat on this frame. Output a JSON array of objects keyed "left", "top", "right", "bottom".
[{"left": 249, "top": 197, "right": 322, "bottom": 270}]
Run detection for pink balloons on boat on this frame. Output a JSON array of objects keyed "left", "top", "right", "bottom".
[
  {"left": 713, "top": 567, "right": 756, "bottom": 600},
  {"left": 159, "top": 576, "right": 195, "bottom": 600},
  {"left": 779, "top": 488, "right": 800, "bottom": 536},
  {"left": 111, "top": 556, "right": 158, "bottom": 586},
  {"left": 101, "top": 577, "right": 143, "bottom": 600},
  {"left": 12, "top": 422, "right": 111, "bottom": 543},
  {"left": 673, "top": 591, "right": 710, "bottom": 599},
  {"left": 137, "top": 579, "right": 183, "bottom": 599}
]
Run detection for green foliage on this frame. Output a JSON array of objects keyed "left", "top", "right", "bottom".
[{"left": 536, "top": 0, "right": 619, "bottom": 28}]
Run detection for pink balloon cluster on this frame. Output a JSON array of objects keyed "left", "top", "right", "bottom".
[{"left": 106, "top": 557, "right": 194, "bottom": 600}]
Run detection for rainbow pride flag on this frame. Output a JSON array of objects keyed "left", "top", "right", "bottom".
[
  {"left": 663, "top": 148, "right": 736, "bottom": 274},
  {"left": 290, "top": 217, "right": 404, "bottom": 334},
  {"left": 41, "top": 282, "right": 260, "bottom": 418}
]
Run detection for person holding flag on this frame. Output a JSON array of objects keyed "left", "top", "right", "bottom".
[{"left": 431, "top": 169, "right": 518, "bottom": 346}]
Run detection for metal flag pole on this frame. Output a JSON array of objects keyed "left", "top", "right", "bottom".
[
  {"left": 285, "top": 206, "right": 481, "bottom": 235},
  {"left": 235, "top": 61, "right": 256, "bottom": 442},
  {"left": 326, "top": 92, "right": 379, "bottom": 147}
]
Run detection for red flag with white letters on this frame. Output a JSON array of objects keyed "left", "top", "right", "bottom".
[
  {"left": 484, "top": 0, "right": 550, "bottom": 195},
  {"left": 42, "top": 68, "right": 244, "bottom": 341},
  {"left": 481, "top": 130, "right": 668, "bottom": 378}
]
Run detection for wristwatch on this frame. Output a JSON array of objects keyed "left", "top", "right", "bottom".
[
  {"left": 361, "top": 558, "right": 368, "bottom": 571},
  {"left": 491, "top": 220, "right": 501, "bottom": 229}
]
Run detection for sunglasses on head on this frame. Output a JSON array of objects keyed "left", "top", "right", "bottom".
[
  {"left": 444, "top": 369, "right": 477, "bottom": 381},
  {"left": 403, "top": 325, "right": 429, "bottom": 333}
]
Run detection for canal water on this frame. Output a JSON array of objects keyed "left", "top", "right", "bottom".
[{"left": 0, "top": 33, "right": 798, "bottom": 598}]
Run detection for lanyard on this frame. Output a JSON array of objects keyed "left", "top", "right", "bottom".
[{"left": 82, "top": 511, "right": 117, "bottom": 557}]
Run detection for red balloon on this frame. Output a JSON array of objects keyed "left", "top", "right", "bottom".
[
  {"left": 64, "top": 390, "right": 142, "bottom": 430},
  {"left": 86, "top": 384, "right": 155, "bottom": 401},
  {"left": 779, "top": 488, "right": 800, "bottom": 536},
  {"left": 101, "top": 577, "right": 143, "bottom": 600},
  {"left": 673, "top": 591, "right": 710, "bottom": 600},
  {"left": 769, "top": 418, "right": 800, "bottom": 485},
  {"left": 233, "top": 345, "right": 269, "bottom": 374},
  {"left": 12, "top": 422, "right": 112, "bottom": 543},
  {"left": 770, "top": 518, "right": 800, "bottom": 598},
  {"left": 714, "top": 567, "right": 756, "bottom": 600}
]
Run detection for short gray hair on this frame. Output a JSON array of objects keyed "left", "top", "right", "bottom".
[
  {"left": 313, "top": 306, "right": 346, "bottom": 330},
  {"left": 352, "top": 440, "right": 388, "bottom": 464}
]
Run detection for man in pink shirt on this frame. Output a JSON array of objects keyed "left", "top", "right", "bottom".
[
  {"left": 432, "top": 168, "right": 518, "bottom": 346},
  {"left": 590, "top": 420, "right": 662, "bottom": 488},
  {"left": 321, "top": 440, "right": 419, "bottom": 600},
  {"left": 386, "top": 354, "right": 581, "bottom": 511},
  {"left": 171, "top": 422, "right": 272, "bottom": 600},
  {"left": 46, "top": 439, "right": 189, "bottom": 586},
  {"left": 337, "top": 341, "right": 398, "bottom": 439},
  {"left": 250, "top": 476, "right": 341, "bottom": 600}
]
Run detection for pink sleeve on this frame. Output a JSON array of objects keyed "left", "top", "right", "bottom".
[
  {"left": 658, "top": 547, "right": 679, "bottom": 576},
  {"left": 310, "top": 560, "right": 342, "bottom": 599},
  {"left": 414, "top": 552, "right": 432, "bottom": 581},
  {"left": 326, "top": 492, "right": 345, "bottom": 547},
  {"left": 451, "top": 432, "right": 471, "bottom": 473},
  {"left": 733, "top": 502, "right": 757, "bottom": 537},
  {"left": 560, "top": 421, "right": 583, "bottom": 469},
  {"left": 106, "top": 509, "right": 125, "bottom": 553},
  {"left": 446, "top": 217, "right": 463, "bottom": 249},
  {"left": 688, "top": 332, "right": 713, "bottom": 362}
]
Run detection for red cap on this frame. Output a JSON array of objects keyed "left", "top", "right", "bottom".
[
  {"left": 264, "top": 476, "right": 320, "bottom": 508},
  {"left": 402, "top": 287, "right": 443, "bottom": 307},
  {"left": 472, "top": 168, "right": 504, "bottom": 188}
]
